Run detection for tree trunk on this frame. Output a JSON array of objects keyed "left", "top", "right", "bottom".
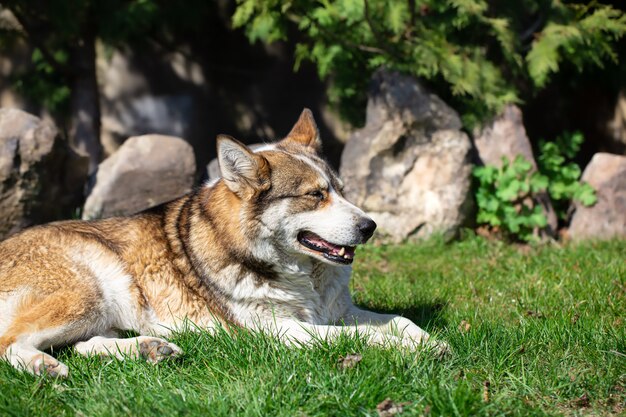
[{"left": 69, "top": 31, "right": 101, "bottom": 174}]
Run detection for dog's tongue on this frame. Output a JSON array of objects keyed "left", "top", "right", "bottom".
[
  {"left": 333, "top": 245, "right": 356, "bottom": 258},
  {"left": 301, "top": 232, "right": 355, "bottom": 257}
]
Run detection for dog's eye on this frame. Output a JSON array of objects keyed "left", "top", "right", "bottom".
[{"left": 307, "top": 190, "right": 325, "bottom": 200}]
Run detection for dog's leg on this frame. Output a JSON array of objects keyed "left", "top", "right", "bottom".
[
  {"left": 1, "top": 343, "right": 69, "bottom": 377},
  {"left": 344, "top": 307, "right": 431, "bottom": 343},
  {"left": 341, "top": 307, "right": 451, "bottom": 355},
  {"left": 269, "top": 320, "right": 404, "bottom": 348},
  {"left": 74, "top": 336, "right": 182, "bottom": 364},
  {"left": 0, "top": 289, "right": 106, "bottom": 378}
]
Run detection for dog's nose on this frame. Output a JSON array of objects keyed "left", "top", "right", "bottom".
[{"left": 357, "top": 217, "right": 377, "bottom": 240}]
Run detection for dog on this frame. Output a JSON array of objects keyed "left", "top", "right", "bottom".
[{"left": 0, "top": 109, "right": 447, "bottom": 377}]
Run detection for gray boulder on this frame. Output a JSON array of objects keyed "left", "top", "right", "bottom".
[
  {"left": 0, "top": 108, "right": 88, "bottom": 240},
  {"left": 569, "top": 153, "right": 626, "bottom": 240},
  {"left": 83, "top": 134, "right": 195, "bottom": 219},
  {"left": 473, "top": 104, "right": 558, "bottom": 237},
  {"left": 340, "top": 70, "right": 474, "bottom": 242}
]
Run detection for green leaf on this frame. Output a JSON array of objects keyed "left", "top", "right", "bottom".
[
  {"left": 385, "top": 1, "right": 408, "bottom": 35},
  {"left": 575, "top": 183, "right": 598, "bottom": 206}
]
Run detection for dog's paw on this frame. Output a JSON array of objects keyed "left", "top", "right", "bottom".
[
  {"left": 427, "top": 339, "right": 452, "bottom": 359},
  {"left": 31, "top": 356, "right": 69, "bottom": 378},
  {"left": 138, "top": 338, "right": 183, "bottom": 364},
  {"left": 399, "top": 337, "right": 452, "bottom": 358}
]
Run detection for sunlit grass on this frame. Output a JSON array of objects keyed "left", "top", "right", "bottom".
[{"left": 1, "top": 236, "right": 624, "bottom": 416}]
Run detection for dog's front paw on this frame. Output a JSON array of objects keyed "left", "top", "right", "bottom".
[
  {"left": 427, "top": 339, "right": 452, "bottom": 359},
  {"left": 400, "top": 337, "right": 452, "bottom": 358},
  {"left": 138, "top": 338, "right": 183, "bottom": 364}
]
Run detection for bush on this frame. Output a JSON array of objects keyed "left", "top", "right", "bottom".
[
  {"left": 537, "top": 131, "right": 597, "bottom": 219},
  {"left": 473, "top": 131, "right": 596, "bottom": 242},
  {"left": 473, "top": 156, "right": 548, "bottom": 242},
  {"left": 233, "top": 0, "right": 626, "bottom": 127}
]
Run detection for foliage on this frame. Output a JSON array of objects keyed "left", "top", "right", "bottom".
[
  {"left": 0, "top": 0, "right": 154, "bottom": 117},
  {"left": 233, "top": 0, "right": 626, "bottom": 126},
  {"left": 1, "top": 237, "right": 624, "bottom": 416},
  {"left": 537, "top": 131, "right": 597, "bottom": 219},
  {"left": 474, "top": 131, "right": 597, "bottom": 241},
  {"left": 0, "top": 0, "right": 210, "bottom": 118},
  {"left": 11, "top": 48, "right": 70, "bottom": 114},
  {"left": 473, "top": 156, "right": 548, "bottom": 242}
]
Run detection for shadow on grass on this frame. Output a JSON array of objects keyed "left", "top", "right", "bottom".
[{"left": 356, "top": 300, "right": 449, "bottom": 331}]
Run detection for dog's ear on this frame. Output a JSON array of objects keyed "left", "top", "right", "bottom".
[
  {"left": 281, "top": 108, "right": 322, "bottom": 154},
  {"left": 217, "top": 135, "right": 270, "bottom": 195}
]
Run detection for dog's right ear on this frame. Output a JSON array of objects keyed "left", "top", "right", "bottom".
[
  {"left": 217, "top": 135, "right": 270, "bottom": 195},
  {"left": 281, "top": 108, "right": 322, "bottom": 154}
]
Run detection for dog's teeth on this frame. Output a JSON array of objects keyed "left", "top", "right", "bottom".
[
  {"left": 344, "top": 254, "right": 350, "bottom": 259},
  {"left": 338, "top": 247, "right": 345, "bottom": 256}
]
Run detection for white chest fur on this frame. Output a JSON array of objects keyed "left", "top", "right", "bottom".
[{"left": 227, "top": 262, "right": 353, "bottom": 326}]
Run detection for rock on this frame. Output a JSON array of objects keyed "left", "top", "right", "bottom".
[
  {"left": 473, "top": 104, "right": 558, "bottom": 236},
  {"left": 569, "top": 153, "right": 626, "bottom": 240},
  {"left": 206, "top": 157, "right": 221, "bottom": 181},
  {"left": 0, "top": 108, "right": 88, "bottom": 240},
  {"left": 100, "top": 94, "right": 194, "bottom": 156},
  {"left": 473, "top": 105, "right": 537, "bottom": 166},
  {"left": 83, "top": 134, "right": 195, "bottom": 219},
  {"left": 340, "top": 70, "right": 474, "bottom": 242},
  {"left": 97, "top": 48, "right": 198, "bottom": 157},
  {"left": 606, "top": 90, "right": 626, "bottom": 154}
]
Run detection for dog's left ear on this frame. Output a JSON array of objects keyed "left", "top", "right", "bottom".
[
  {"left": 281, "top": 108, "right": 322, "bottom": 154},
  {"left": 217, "top": 135, "right": 270, "bottom": 196}
]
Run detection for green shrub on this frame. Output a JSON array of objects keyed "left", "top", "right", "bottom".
[
  {"left": 473, "top": 156, "right": 548, "bottom": 242},
  {"left": 233, "top": 0, "right": 626, "bottom": 127},
  {"left": 537, "top": 131, "right": 597, "bottom": 219},
  {"left": 473, "top": 131, "right": 596, "bottom": 242}
]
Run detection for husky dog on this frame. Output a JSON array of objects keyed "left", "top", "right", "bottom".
[{"left": 0, "top": 109, "right": 446, "bottom": 377}]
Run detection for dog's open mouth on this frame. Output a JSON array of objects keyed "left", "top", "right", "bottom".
[{"left": 297, "top": 231, "right": 356, "bottom": 264}]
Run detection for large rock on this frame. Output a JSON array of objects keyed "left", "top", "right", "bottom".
[
  {"left": 0, "top": 108, "right": 88, "bottom": 239},
  {"left": 569, "top": 153, "right": 626, "bottom": 240},
  {"left": 340, "top": 70, "right": 473, "bottom": 242},
  {"left": 473, "top": 104, "right": 558, "bottom": 236},
  {"left": 83, "top": 134, "right": 195, "bottom": 219}
]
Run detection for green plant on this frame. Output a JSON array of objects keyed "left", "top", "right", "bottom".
[
  {"left": 473, "top": 156, "right": 548, "bottom": 242},
  {"left": 537, "top": 131, "right": 597, "bottom": 219},
  {"left": 474, "top": 131, "right": 597, "bottom": 242},
  {"left": 233, "top": 1, "right": 626, "bottom": 127},
  {"left": 12, "top": 48, "right": 71, "bottom": 115}
]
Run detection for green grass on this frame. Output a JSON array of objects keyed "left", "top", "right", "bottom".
[{"left": 1, "top": 236, "right": 624, "bottom": 416}]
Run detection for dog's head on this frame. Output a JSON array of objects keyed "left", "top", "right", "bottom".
[{"left": 216, "top": 108, "right": 376, "bottom": 266}]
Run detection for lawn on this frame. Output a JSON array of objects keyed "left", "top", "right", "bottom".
[{"left": 0, "top": 236, "right": 624, "bottom": 416}]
